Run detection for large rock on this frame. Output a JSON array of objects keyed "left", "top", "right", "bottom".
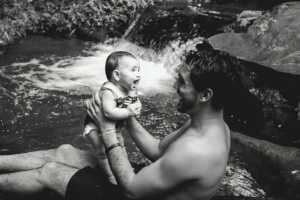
[
  {"left": 204, "top": 2, "right": 300, "bottom": 145},
  {"left": 208, "top": 2, "right": 300, "bottom": 75},
  {"left": 230, "top": 131, "right": 300, "bottom": 200}
]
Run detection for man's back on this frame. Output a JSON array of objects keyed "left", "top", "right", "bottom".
[{"left": 158, "top": 120, "right": 230, "bottom": 200}]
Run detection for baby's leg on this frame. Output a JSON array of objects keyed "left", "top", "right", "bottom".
[{"left": 85, "top": 130, "right": 117, "bottom": 185}]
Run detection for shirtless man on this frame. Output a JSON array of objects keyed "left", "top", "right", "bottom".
[{"left": 0, "top": 49, "right": 239, "bottom": 200}]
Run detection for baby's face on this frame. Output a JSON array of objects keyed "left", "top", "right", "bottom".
[{"left": 117, "top": 56, "right": 141, "bottom": 91}]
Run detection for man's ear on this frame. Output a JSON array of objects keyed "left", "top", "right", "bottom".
[
  {"left": 200, "top": 89, "right": 213, "bottom": 102},
  {"left": 113, "top": 70, "right": 120, "bottom": 81}
]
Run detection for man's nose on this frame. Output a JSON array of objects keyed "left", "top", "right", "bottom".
[{"left": 173, "top": 80, "right": 179, "bottom": 89}]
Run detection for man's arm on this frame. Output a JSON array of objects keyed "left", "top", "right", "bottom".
[
  {"left": 101, "top": 132, "right": 201, "bottom": 199},
  {"left": 126, "top": 117, "right": 191, "bottom": 162},
  {"left": 126, "top": 117, "right": 161, "bottom": 162}
]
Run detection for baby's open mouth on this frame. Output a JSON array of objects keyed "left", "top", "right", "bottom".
[{"left": 133, "top": 79, "right": 140, "bottom": 85}]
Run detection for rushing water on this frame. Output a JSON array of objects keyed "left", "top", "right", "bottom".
[{"left": 0, "top": 35, "right": 268, "bottom": 199}]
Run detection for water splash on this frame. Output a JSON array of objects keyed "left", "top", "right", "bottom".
[
  {"left": 122, "top": 13, "right": 142, "bottom": 39},
  {"left": 4, "top": 40, "right": 178, "bottom": 96}
]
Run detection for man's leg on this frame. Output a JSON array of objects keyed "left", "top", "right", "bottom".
[
  {"left": 0, "top": 162, "right": 78, "bottom": 196},
  {"left": 0, "top": 144, "right": 97, "bottom": 172}
]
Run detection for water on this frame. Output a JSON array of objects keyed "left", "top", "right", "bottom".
[{"left": 0, "top": 35, "right": 267, "bottom": 199}]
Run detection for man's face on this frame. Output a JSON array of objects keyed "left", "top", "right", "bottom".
[
  {"left": 117, "top": 56, "right": 141, "bottom": 91},
  {"left": 173, "top": 63, "right": 199, "bottom": 113}
]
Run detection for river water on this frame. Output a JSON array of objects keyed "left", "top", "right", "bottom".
[{"left": 0, "top": 35, "right": 268, "bottom": 199}]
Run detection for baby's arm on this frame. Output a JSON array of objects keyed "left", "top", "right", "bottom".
[{"left": 101, "top": 90, "right": 140, "bottom": 120}]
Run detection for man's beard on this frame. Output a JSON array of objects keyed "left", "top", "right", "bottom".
[{"left": 177, "top": 98, "right": 193, "bottom": 113}]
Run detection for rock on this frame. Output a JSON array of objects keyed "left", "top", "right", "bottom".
[
  {"left": 238, "top": 10, "right": 263, "bottom": 19},
  {"left": 212, "top": 196, "right": 268, "bottom": 200},
  {"left": 205, "top": 2, "right": 300, "bottom": 144},
  {"left": 220, "top": 10, "right": 263, "bottom": 33},
  {"left": 208, "top": 2, "right": 300, "bottom": 75},
  {"left": 127, "top": 3, "right": 234, "bottom": 50},
  {"left": 230, "top": 131, "right": 300, "bottom": 200}
]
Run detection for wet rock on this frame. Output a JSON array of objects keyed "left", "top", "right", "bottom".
[
  {"left": 220, "top": 10, "right": 263, "bottom": 33},
  {"left": 208, "top": 2, "right": 300, "bottom": 75},
  {"left": 205, "top": 2, "right": 300, "bottom": 144},
  {"left": 212, "top": 196, "right": 271, "bottom": 200},
  {"left": 230, "top": 131, "right": 300, "bottom": 200},
  {"left": 127, "top": 3, "right": 234, "bottom": 50}
]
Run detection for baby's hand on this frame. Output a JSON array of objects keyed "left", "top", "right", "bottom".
[{"left": 127, "top": 100, "right": 142, "bottom": 117}]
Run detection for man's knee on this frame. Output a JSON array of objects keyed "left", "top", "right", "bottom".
[
  {"left": 38, "top": 162, "right": 75, "bottom": 194},
  {"left": 40, "top": 162, "right": 60, "bottom": 176},
  {"left": 55, "top": 144, "right": 75, "bottom": 159},
  {"left": 38, "top": 162, "right": 60, "bottom": 184}
]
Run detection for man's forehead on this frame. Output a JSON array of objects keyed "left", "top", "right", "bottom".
[
  {"left": 175, "top": 63, "right": 191, "bottom": 74},
  {"left": 174, "top": 63, "right": 192, "bottom": 81}
]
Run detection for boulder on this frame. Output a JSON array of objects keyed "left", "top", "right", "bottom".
[
  {"left": 230, "top": 131, "right": 300, "bottom": 200},
  {"left": 205, "top": 2, "right": 300, "bottom": 144},
  {"left": 208, "top": 2, "right": 300, "bottom": 75},
  {"left": 220, "top": 10, "right": 263, "bottom": 33}
]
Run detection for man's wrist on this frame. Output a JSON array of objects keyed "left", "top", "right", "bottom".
[
  {"left": 105, "top": 143, "right": 121, "bottom": 154},
  {"left": 101, "top": 130, "right": 119, "bottom": 148}
]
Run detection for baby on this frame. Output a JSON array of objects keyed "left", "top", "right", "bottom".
[{"left": 83, "top": 51, "right": 141, "bottom": 185}]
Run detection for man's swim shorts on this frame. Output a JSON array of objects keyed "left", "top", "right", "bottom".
[
  {"left": 65, "top": 165, "right": 126, "bottom": 200},
  {"left": 65, "top": 163, "right": 145, "bottom": 200}
]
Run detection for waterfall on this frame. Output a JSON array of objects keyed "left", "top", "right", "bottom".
[
  {"left": 2, "top": 27, "right": 204, "bottom": 99},
  {"left": 122, "top": 13, "right": 142, "bottom": 39}
]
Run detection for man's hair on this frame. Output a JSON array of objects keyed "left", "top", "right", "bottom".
[
  {"left": 183, "top": 50, "right": 242, "bottom": 111},
  {"left": 105, "top": 51, "right": 137, "bottom": 80}
]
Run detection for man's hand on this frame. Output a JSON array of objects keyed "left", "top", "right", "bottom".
[
  {"left": 127, "top": 99, "right": 142, "bottom": 117},
  {"left": 84, "top": 91, "right": 116, "bottom": 134}
]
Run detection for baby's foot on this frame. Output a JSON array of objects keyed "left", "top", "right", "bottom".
[{"left": 108, "top": 175, "right": 117, "bottom": 185}]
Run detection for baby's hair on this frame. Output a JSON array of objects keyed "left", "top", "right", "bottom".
[{"left": 105, "top": 51, "right": 137, "bottom": 80}]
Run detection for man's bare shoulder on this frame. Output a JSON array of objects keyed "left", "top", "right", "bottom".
[{"left": 164, "top": 124, "right": 229, "bottom": 174}]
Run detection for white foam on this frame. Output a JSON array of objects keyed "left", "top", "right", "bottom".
[
  {"left": 7, "top": 40, "right": 176, "bottom": 96},
  {"left": 5, "top": 38, "right": 204, "bottom": 97}
]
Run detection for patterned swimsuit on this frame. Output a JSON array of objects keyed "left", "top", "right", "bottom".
[{"left": 83, "top": 82, "right": 138, "bottom": 144}]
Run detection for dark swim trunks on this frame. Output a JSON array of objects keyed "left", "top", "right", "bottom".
[
  {"left": 65, "top": 165, "right": 126, "bottom": 200},
  {"left": 65, "top": 164, "right": 145, "bottom": 200}
]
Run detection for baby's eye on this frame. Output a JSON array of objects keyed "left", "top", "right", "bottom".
[{"left": 131, "top": 69, "right": 136, "bottom": 72}]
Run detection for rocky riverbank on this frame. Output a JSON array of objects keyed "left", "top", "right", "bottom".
[
  {"left": 207, "top": 1, "right": 300, "bottom": 145},
  {"left": 0, "top": 0, "right": 153, "bottom": 54}
]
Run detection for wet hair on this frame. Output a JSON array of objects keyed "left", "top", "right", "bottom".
[
  {"left": 105, "top": 51, "right": 137, "bottom": 80},
  {"left": 182, "top": 50, "right": 242, "bottom": 111}
]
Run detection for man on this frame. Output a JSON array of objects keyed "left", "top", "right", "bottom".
[{"left": 0, "top": 50, "right": 240, "bottom": 200}]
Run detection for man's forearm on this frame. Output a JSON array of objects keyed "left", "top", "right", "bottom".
[
  {"left": 126, "top": 117, "right": 161, "bottom": 162},
  {"left": 101, "top": 132, "right": 136, "bottom": 198}
]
